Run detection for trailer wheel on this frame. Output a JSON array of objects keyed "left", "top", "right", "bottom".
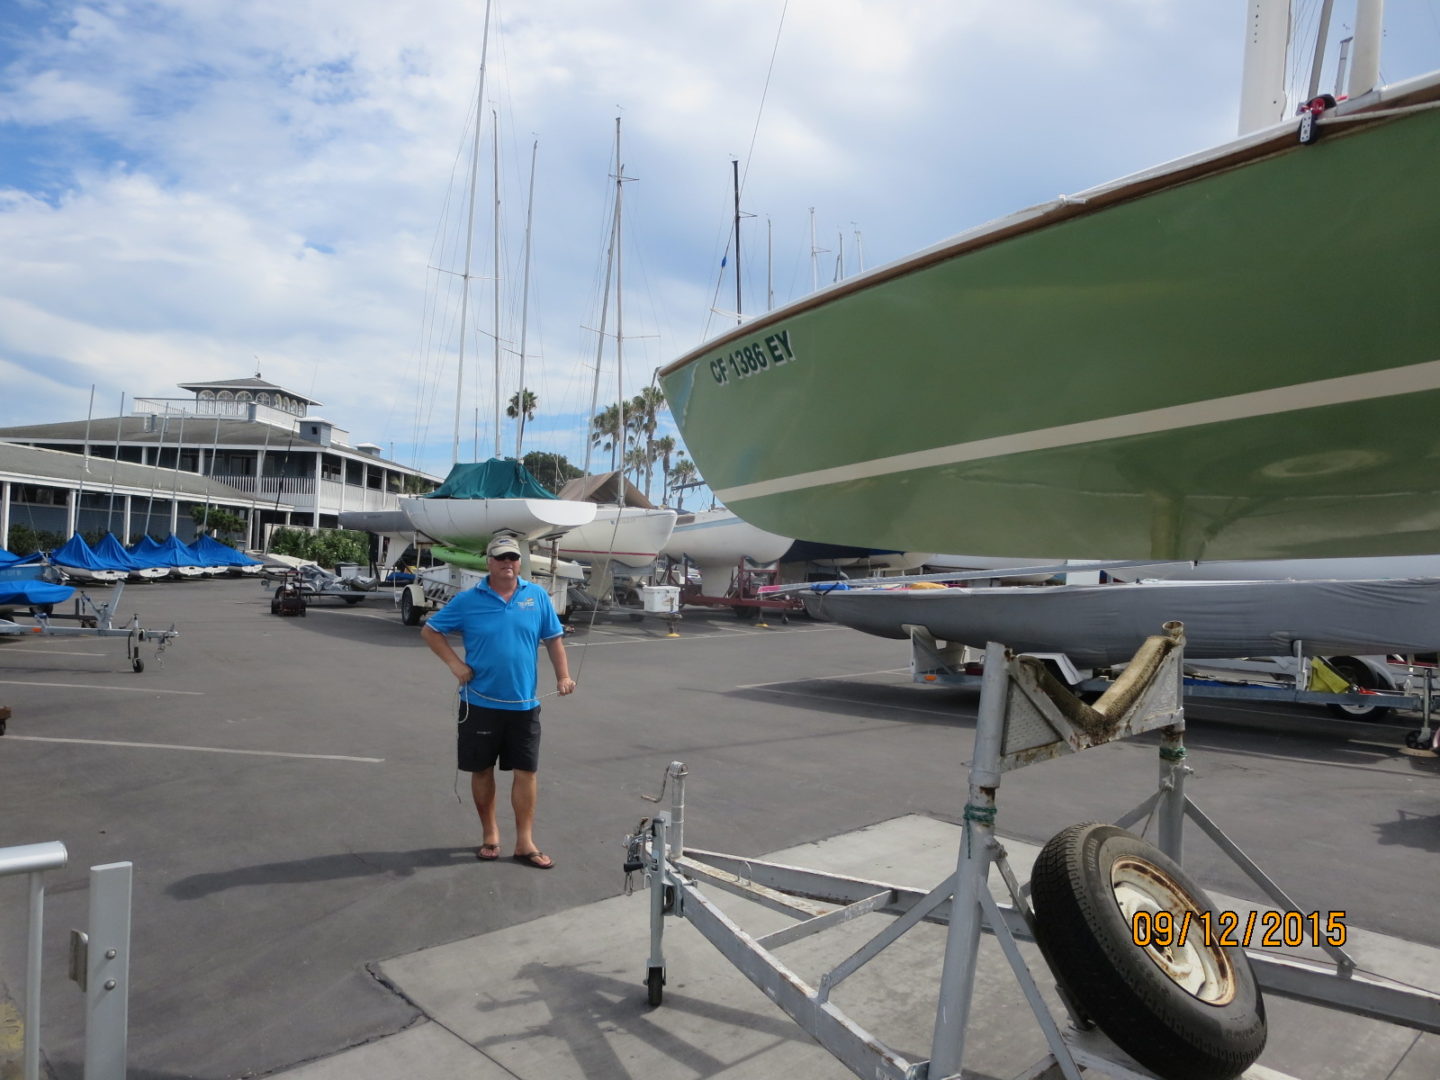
[
  {"left": 1405, "top": 729, "right": 1437, "bottom": 753},
  {"left": 131, "top": 657, "right": 145, "bottom": 673},
  {"left": 400, "top": 589, "right": 423, "bottom": 626},
  {"left": 646, "top": 966, "right": 664, "bottom": 1007},
  {"left": 734, "top": 605, "right": 758, "bottom": 620},
  {"left": 1325, "top": 658, "right": 1393, "bottom": 720},
  {"left": 1031, "top": 822, "right": 1266, "bottom": 1080},
  {"left": 343, "top": 595, "right": 364, "bottom": 605}
]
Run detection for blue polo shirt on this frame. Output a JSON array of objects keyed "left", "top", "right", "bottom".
[{"left": 426, "top": 576, "right": 564, "bottom": 710}]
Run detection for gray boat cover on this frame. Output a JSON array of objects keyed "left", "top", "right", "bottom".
[{"left": 808, "top": 578, "right": 1440, "bottom": 665}]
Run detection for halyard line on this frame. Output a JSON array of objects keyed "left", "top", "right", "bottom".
[
  {"left": 5, "top": 735, "right": 384, "bottom": 763},
  {"left": 0, "top": 679, "right": 203, "bottom": 695}
]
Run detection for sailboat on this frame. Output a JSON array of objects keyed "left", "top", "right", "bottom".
[
  {"left": 399, "top": 2, "right": 595, "bottom": 560},
  {"left": 657, "top": 4, "right": 1440, "bottom": 563}
]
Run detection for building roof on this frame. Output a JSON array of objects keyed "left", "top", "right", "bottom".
[
  {"left": 0, "top": 415, "right": 427, "bottom": 473},
  {"left": 0, "top": 442, "right": 267, "bottom": 507},
  {"left": 556, "top": 470, "right": 655, "bottom": 508},
  {"left": 177, "top": 376, "right": 322, "bottom": 406}
]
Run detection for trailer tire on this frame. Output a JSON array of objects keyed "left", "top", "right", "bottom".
[
  {"left": 646, "top": 966, "right": 664, "bottom": 1007},
  {"left": 400, "top": 589, "right": 424, "bottom": 626},
  {"left": 734, "top": 605, "right": 758, "bottom": 620},
  {"left": 1031, "top": 822, "right": 1266, "bottom": 1080},
  {"left": 1325, "top": 657, "right": 1393, "bottom": 720},
  {"left": 343, "top": 595, "right": 364, "bottom": 605}
]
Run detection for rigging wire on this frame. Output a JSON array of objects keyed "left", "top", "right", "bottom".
[{"left": 699, "top": 0, "right": 789, "bottom": 344}]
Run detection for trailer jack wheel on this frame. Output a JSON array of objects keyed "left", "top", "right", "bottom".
[
  {"left": 1031, "top": 822, "right": 1267, "bottom": 1080},
  {"left": 132, "top": 657, "right": 145, "bottom": 673},
  {"left": 646, "top": 966, "right": 665, "bottom": 1007}
]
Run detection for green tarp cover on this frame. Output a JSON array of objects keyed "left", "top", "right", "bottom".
[{"left": 422, "top": 459, "right": 557, "bottom": 500}]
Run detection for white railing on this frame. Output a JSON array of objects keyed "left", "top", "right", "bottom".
[
  {"left": 0, "top": 842, "right": 132, "bottom": 1080},
  {"left": 207, "top": 476, "right": 403, "bottom": 515}
]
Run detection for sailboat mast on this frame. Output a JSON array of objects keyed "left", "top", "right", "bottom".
[
  {"left": 809, "top": 207, "right": 819, "bottom": 292},
  {"left": 732, "top": 159, "right": 742, "bottom": 325},
  {"left": 1348, "top": 0, "right": 1384, "bottom": 98},
  {"left": 515, "top": 139, "right": 538, "bottom": 460},
  {"left": 766, "top": 216, "right": 773, "bottom": 310},
  {"left": 106, "top": 393, "right": 123, "bottom": 535},
  {"left": 451, "top": 0, "right": 492, "bottom": 465},
  {"left": 492, "top": 109, "right": 502, "bottom": 459},
  {"left": 1304, "top": 0, "right": 1337, "bottom": 101},
  {"left": 614, "top": 117, "right": 627, "bottom": 490},
  {"left": 581, "top": 126, "right": 619, "bottom": 477}
]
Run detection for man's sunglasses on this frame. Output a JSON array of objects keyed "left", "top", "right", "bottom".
[{"left": 491, "top": 552, "right": 521, "bottom": 562}]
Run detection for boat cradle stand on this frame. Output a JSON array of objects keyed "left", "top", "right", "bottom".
[{"left": 628, "top": 622, "right": 1440, "bottom": 1080}]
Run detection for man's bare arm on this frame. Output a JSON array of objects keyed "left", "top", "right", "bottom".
[{"left": 422, "top": 624, "right": 473, "bottom": 685}]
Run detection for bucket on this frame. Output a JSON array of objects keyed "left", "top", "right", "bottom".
[{"left": 641, "top": 585, "right": 681, "bottom": 613}]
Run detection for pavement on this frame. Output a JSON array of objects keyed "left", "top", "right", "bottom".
[
  {"left": 0, "top": 577, "right": 1437, "bottom": 1079},
  {"left": 260, "top": 814, "right": 1440, "bottom": 1080}
]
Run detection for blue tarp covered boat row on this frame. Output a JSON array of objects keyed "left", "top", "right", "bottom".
[
  {"left": 191, "top": 534, "right": 262, "bottom": 567},
  {"left": 51, "top": 533, "right": 118, "bottom": 573}
]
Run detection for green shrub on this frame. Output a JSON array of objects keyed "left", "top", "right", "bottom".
[{"left": 268, "top": 527, "right": 367, "bottom": 569}]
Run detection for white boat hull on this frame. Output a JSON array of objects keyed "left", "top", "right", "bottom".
[
  {"left": 400, "top": 496, "right": 597, "bottom": 550},
  {"left": 555, "top": 507, "right": 678, "bottom": 569},
  {"left": 662, "top": 509, "right": 793, "bottom": 595}
]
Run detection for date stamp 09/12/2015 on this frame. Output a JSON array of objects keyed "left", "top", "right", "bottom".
[{"left": 1131, "top": 909, "right": 1347, "bottom": 950}]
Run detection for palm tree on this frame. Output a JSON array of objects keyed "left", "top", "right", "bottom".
[
  {"left": 623, "top": 445, "right": 649, "bottom": 487},
  {"left": 654, "top": 434, "right": 676, "bottom": 503},
  {"left": 669, "top": 456, "right": 697, "bottom": 510},
  {"left": 590, "top": 403, "right": 625, "bottom": 470},
  {"left": 506, "top": 388, "right": 538, "bottom": 422},
  {"left": 627, "top": 385, "right": 666, "bottom": 498}
]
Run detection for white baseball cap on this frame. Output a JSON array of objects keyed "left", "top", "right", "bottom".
[{"left": 486, "top": 535, "right": 522, "bottom": 558}]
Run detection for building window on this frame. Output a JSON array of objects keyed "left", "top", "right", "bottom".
[
  {"left": 257, "top": 393, "right": 270, "bottom": 405},
  {"left": 200, "top": 390, "right": 215, "bottom": 401},
  {"left": 218, "top": 390, "right": 234, "bottom": 402},
  {"left": 237, "top": 391, "right": 252, "bottom": 403}
]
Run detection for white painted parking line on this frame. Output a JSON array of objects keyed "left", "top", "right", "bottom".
[
  {"left": 738, "top": 686, "right": 966, "bottom": 721},
  {"left": 0, "top": 647, "right": 107, "bottom": 656},
  {"left": 0, "top": 679, "right": 203, "bottom": 695},
  {"left": 567, "top": 625, "right": 838, "bottom": 647},
  {"left": 737, "top": 668, "right": 909, "bottom": 690},
  {"left": 5, "top": 735, "right": 384, "bottom": 763}
]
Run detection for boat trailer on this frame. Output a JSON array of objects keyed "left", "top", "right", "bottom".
[
  {"left": 627, "top": 623, "right": 1440, "bottom": 1080},
  {"left": 0, "top": 581, "right": 178, "bottom": 673}
]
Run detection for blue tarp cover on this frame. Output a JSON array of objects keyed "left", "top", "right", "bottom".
[
  {"left": 94, "top": 533, "right": 145, "bottom": 571},
  {"left": 0, "top": 580, "right": 75, "bottom": 606},
  {"left": 129, "top": 535, "right": 202, "bottom": 568},
  {"left": 0, "top": 549, "right": 43, "bottom": 568},
  {"left": 422, "top": 459, "right": 556, "bottom": 500},
  {"left": 191, "top": 534, "right": 261, "bottom": 566},
  {"left": 52, "top": 534, "right": 114, "bottom": 572}
]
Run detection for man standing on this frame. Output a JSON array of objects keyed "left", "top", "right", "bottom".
[{"left": 421, "top": 535, "right": 575, "bottom": 869}]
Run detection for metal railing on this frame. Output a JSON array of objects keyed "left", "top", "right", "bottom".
[{"left": 1, "top": 842, "right": 131, "bottom": 1080}]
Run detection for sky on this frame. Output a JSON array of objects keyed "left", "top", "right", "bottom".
[{"left": 2, "top": 0, "right": 1438, "bottom": 500}]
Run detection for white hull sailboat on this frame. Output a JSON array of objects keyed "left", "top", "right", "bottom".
[
  {"left": 555, "top": 505, "right": 677, "bottom": 569},
  {"left": 662, "top": 508, "right": 793, "bottom": 595}
]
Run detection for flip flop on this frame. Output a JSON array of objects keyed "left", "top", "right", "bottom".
[
  {"left": 475, "top": 843, "right": 501, "bottom": 861},
  {"left": 512, "top": 850, "right": 554, "bottom": 870}
]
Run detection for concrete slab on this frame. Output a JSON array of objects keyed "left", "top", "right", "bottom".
[
  {"left": 278, "top": 815, "right": 1439, "bottom": 1080},
  {"left": 266, "top": 1021, "right": 507, "bottom": 1080}
]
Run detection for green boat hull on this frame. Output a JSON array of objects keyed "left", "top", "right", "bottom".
[{"left": 661, "top": 87, "right": 1440, "bottom": 560}]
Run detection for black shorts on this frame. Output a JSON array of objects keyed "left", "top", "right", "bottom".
[{"left": 457, "top": 702, "right": 541, "bottom": 773}]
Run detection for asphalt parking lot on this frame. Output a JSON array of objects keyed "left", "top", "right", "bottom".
[{"left": 1, "top": 577, "right": 1436, "bottom": 1079}]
